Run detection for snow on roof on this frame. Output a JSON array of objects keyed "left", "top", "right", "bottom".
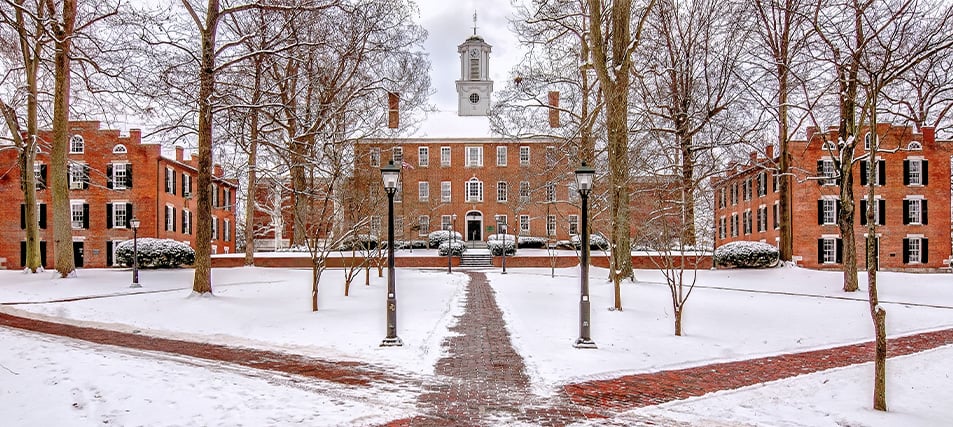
[{"left": 411, "top": 109, "right": 497, "bottom": 139}]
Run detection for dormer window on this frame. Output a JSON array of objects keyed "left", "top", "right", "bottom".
[
  {"left": 113, "top": 144, "right": 127, "bottom": 154},
  {"left": 69, "top": 135, "right": 84, "bottom": 154}
]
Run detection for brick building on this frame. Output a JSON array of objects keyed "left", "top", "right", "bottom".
[
  {"left": 0, "top": 121, "right": 238, "bottom": 269},
  {"left": 712, "top": 124, "right": 952, "bottom": 271}
]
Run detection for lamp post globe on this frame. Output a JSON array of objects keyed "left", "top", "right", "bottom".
[
  {"left": 380, "top": 161, "right": 403, "bottom": 347},
  {"left": 574, "top": 162, "right": 596, "bottom": 348},
  {"left": 130, "top": 217, "right": 141, "bottom": 288}
]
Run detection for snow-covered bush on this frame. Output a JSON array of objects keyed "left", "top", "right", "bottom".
[
  {"left": 714, "top": 241, "right": 779, "bottom": 268},
  {"left": 428, "top": 230, "right": 463, "bottom": 248},
  {"left": 569, "top": 233, "right": 610, "bottom": 250},
  {"left": 338, "top": 234, "right": 380, "bottom": 251},
  {"left": 394, "top": 240, "right": 427, "bottom": 250},
  {"left": 487, "top": 239, "right": 517, "bottom": 256},
  {"left": 516, "top": 236, "right": 548, "bottom": 249},
  {"left": 486, "top": 233, "right": 516, "bottom": 242},
  {"left": 437, "top": 240, "right": 467, "bottom": 256},
  {"left": 115, "top": 238, "right": 195, "bottom": 268}
]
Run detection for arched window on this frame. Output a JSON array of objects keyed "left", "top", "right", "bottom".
[
  {"left": 864, "top": 133, "right": 877, "bottom": 151},
  {"left": 907, "top": 141, "right": 922, "bottom": 150},
  {"left": 69, "top": 135, "right": 84, "bottom": 153},
  {"left": 465, "top": 177, "right": 484, "bottom": 202},
  {"left": 112, "top": 144, "right": 127, "bottom": 154}
]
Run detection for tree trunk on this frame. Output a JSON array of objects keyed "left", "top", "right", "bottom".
[
  {"left": 311, "top": 262, "right": 323, "bottom": 312},
  {"left": 778, "top": 65, "right": 793, "bottom": 262},
  {"left": 243, "top": 109, "right": 259, "bottom": 266},
  {"left": 191, "top": 0, "right": 220, "bottom": 295},
  {"left": 1, "top": 100, "right": 41, "bottom": 272},
  {"left": 674, "top": 305, "right": 682, "bottom": 336},
  {"left": 50, "top": 0, "right": 77, "bottom": 278}
]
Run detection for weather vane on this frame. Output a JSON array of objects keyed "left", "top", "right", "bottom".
[{"left": 472, "top": 11, "right": 478, "bottom": 36}]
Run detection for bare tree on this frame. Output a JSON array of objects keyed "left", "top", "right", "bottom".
[{"left": 47, "top": 0, "right": 77, "bottom": 277}]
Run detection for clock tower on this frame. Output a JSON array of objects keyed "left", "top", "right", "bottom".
[{"left": 456, "top": 14, "right": 493, "bottom": 116}]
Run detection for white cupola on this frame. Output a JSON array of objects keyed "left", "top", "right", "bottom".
[{"left": 455, "top": 12, "right": 493, "bottom": 116}]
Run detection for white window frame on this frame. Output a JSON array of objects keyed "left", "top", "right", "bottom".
[
  {"left": 907, "top": 198, "right": 923, "bottom": 225},
  {"left": 519, "top": 181, "right": 530, "bottom": 203},
  {"left": 908, "top": 238, "right": 922, "bottom": 264},
  {"left": 418, "top": 215, "right": 430, "bottom": 236},
  {"left": 496, "top": 146, "right": 507, "bottom": 166},
  {"left": 568, "top": 215, "right": 579, "bottom": 235},
  {"left": 113, "top": 203, "right": 128, "bottom": 229},
  {"left": 69, "top": 163, "right": 86, "bottom": 189},
  {"left": 519, "top": 215, "right": 530, "bottom": 236},
  {"left": 441, "top": 181, "right": 451, "bottom": 203},
  {"left": 392, "top": 147, "right": 403, "bottom": 164},
  {"left": 822, "top": 198, "right": 838, "bottom": 225},
  {"left": 465, "top": 178, "right": 484, "bottom": 202},
  {"left": 418, "top": 146, "right": 429, "bottom": 167},
  {"left": 70, "top": 201, "right": 84, "bottom": 229},
  {"left": 183, "top": 209, "right": 191, "bottom": 234},
  {"left": 183, "top": 174, "right": 192, "bottom": 197},
  {"left": 418, "top": 181, "right": 430, "bottom": 202},
  {"left": 545, "top": 182, "right": 556, "bottom": 202},
  {"left": 908, "top": 158, "right": 923, "bottom": 186},
  {"left": 369, "top": 147, "right": 381, "bottom": 167},
  {"left": 496, "top": 181, "right": 508, "bottom": 202},
  {"left": 69, "top": 135, "right": 84, "bottom": 154},
  {"left": 519, "top": 146, "right": 530, "bottom": 165},
  {"left": 441, "top": 215, "right": 452, "bottom": 232},
  {"left": 211, "top": 216, "right": 218, "bottom": 240},
  {"left": 440, "top": 146, "right": 451, "bottom": 167},
  {"left": 394, "top": 181, "right": 402, "bottom": 202},
  {"left": 465, "top": 146, "right": 483, "bottom": 167},
  {"left": 166, "top": 205, "right": 175, "bottom": 231},
  {"left": 546, "top": 215, "right": 557, "bottom": 236},
  {"left": 822, "top": 237, "right": 838, "bottom": 264},
  {"left": 821, "top": 159, "right": 836, "bottom": 186},
  {"left": 166, "top": 167, "right": 175, "bottom": 193},
  {"left": 224, "top": 219, "right": 230, "bottom": 242},
  {"left": 113, "top": 163, "right": 128, "bottom": 190},
  {"left": 370, "top": 216, "right": 382, "bottom": 236},
  {"left": 112, "top": 144, "right": 127, "bottom": 154}
]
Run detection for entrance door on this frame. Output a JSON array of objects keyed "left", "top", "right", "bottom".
[
  {"left": 73, "top": 241, "right": 84, "bottom": 268},
  {"left": 465, "top": 211, "right": 483, "bottom": 241}
]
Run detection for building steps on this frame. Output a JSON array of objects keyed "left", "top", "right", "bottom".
[{"left": 460, "top": 249, "right": 493, "bottom": 267}]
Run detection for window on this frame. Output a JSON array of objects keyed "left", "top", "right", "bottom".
[
  {"left": 211, "top": 216, "right": 218, "bottom": 240},
  {"left": 903, "top": 198, "right": 928, "bottom": 225},
  {"left": 418, "top": 216, "right": 430, "bottom": 235},
  {"left": 547, "top": 215, "right": 557, "bottom": 236},
  {"left": 69, "top": 163, "right": 89, "bottom": 190},
  {"left": 465, "top": 178, "right": 484, "bottom": 202},
  {"left": 569, "top": 215, "right": 579, "bottom": 235},
  {"left": 440, "top": 146, "right": 451, "bottom": 167},
  {"left": 904, "top": 159, "right": 928, "bottom": 186},
  {"left": 392, "top": 147, "right": 403, "bottom": 164},
  {"left": 418, "top": 181, "right": 430, "bottom": 202},
  {"left": 369, "top": 147, "right": 381, "bottom": 167},
  {"left": 817, "top": 159, "right": 837, "bottom": 186},
  {"left": 718, "top": 217, "right": 726, "bottom": 239},
  {"left": 819, "top": 237, "right": 841, "bottom": 264},
  {"left": 743, "top": 178, "right": 751, "bottom": 201},
  {"left": 211, "top": 184, "right": 219, "bottom": 207},
  {"left": 907, "top": 141, "right": 923, "bottom": 150},
  {"left": 496, "top": 146, "right": 507, "bottom": 166},
  {"left": 903, "top": 236, "right": 928, "bottom": 264},
  {"left": 519, "top": 146, "right": 530, "bottom": 165},
  {"left": 112, "top": 144, "right": 127, "bottom": 154},
  {"left": 859, "top": 199, "right": 886, "bottom": 226},
  {"left": 718, "top": 188, "right": 726, "bottom": 209},
  {"left": 109, "top": 203, "right": 130, "bottom": 229},
  {"left": 441, "top": 215, "right": 452, "bottom": 232},
  {"left": 394, "top": 181, "right": 402, "bottom": 202},
  {"left": 731, "top": 183, "right": 738, "bottom": 205},
  {"left": 33, "top": 162, "right": 47, "bottom": 190},
  {"left": 757, "top": 172, "right": 767, "bottom": 197},
  {"left": 223, "top": 188, "right": 231, "bottom": 211},
  {"left": 370, "top": 216, "right": 382, "bottom": 236},
  {"left": 546, "top": 146, "right": 557, "bottom": 166},
  {"left": 545, "top": 182, "right": 556, "bottom": 202},
  {"left": 519, "top": 181, "right": 530, "bottom": 202},
  {"left": 418, "top": 147, "right": 429, "bottom": 167},
  {"left": 863, "top": 132, "right": 875, "bottom": 151},
  {"left": 568, "top": 183, "right": 578, "bottom": 202},
  {"left": 165, "top": 205, "right": 175, "bottom": 231},
  {"left": 818, "top": 198, "right": 838, "bottom": 225},
  {"left": 773, "top": 202, "right": 780, "bottom": 230},
  {"left": 757, "top": 206, "right": 767, "bottom": 232},
  {"left": 465, "top": 146, "right": 483, "bottom": 167},
  {"left": 182, "top": 174, "right": 192, "bottom": 197},
  {"left": 441, "top": 181, "right": 451, "bottom": 203},
  {"left": 497, "top": 181, "right": 508, "bottom": 202},
  {"left": 19, "top": 203, "right": 47, "bottom": 230},
  {"left": 70, "top": 202, "right": 87, "bottom": 229},
  {"left": 182, "top": 210, "right": 192, "bottom": 235},
  {"left": 519, "top": 215, "right": 530, "bottom": 235},
  {"left": 165, "top": 167, "right": 176, "bottom": 194},
  {"left": 859, "top": 159, "right": 886, "bottom": 186},
  {"left": 773, "top": 172, "right": 779, "bottom": 193},
  {"left": 743, "top": 210, "right": 752, "bottom": 235},
  {"left": 69, "top": 135, "right": 84, "bottom": 153},
  {"left": 395, "top": 217, "right": 403, "bottom": 235},
  {"left": 730, "top": 213, "right": 738, "bottom": 237},
  {"left": 108, "top": 163, "right": 131, "bottom": 190}
]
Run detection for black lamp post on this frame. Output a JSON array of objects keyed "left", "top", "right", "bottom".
[
  {"left": 380, "top": 161, "right": 402, "bottom": 347},
  {"left": 446, "top": 221, "right": 453, "bottom": 274},
  {"left": 497, "top": 218, "right": 507, "bottom": 274},
  {"left": 574, "top": 162, "right": 596, "bottom": 348},
  {"left": 130, "top": 217, "right": 141, "bottom": 288}
]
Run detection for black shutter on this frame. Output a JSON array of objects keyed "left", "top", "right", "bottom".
[
  {"left": 126, "top": 164, "right": 133, "bottom": 188},
  {"left": 39, "top": 165, "right": 47, "bottom": 189},
  {"left": 835, "top": 239, "right": 843, "bottom": 263},
  {"left": 20, "top": 241, "right": 26, "bottom": 267},
  {"left": 817, "top": 200, "right": 823, "bottom": 225},
  {"left": 106, "top": 164, "right": 113, "bottom": 189},
  {"left": 816, "top": 160, "right": 823, "bottom": 185},
  {"left": 181, "top": 173, "right": 187, "bottom": 195},
  {"left": 126, "top": 203, "right": 133, "bottom": 227},
  {"left": 20, "top": 204, "right": 25, "bottom": 229},
  {"left": 82, "top": 204, "right": 89, "bottom": 229},
  {"left": 922, "top": 160, "right": 928, "bottom": 185},
  {"left": 878, "top": 160, "right": 886, "bottom": 185},
  {"left": 106, "top": 241, "right": 113, "bottom": 267},
  {"left": 82, "top": 165, "right": 90, "bottom": 189},
  {"left": 859, "top": 200, "right": 868, "bottom": 225},
  {"left": 172, "top": 207, "right": 176, "bottom": 232},
  {"left": 172, "top": 172, "right": 176, "bottom": 195},
  {"left": 903, "top": 238, "right": 910, "bottom": 263},
  {"left": 165, "top": 168, "right": 170, "bottom": 193},
  {"left": 106, "top": 203, "right": 113, "bottom": 229},
  {"left": 922, "top": 200, "right": 928, "bottom": 225},
  {"left": 40, "top": 241, "right": 47, "bottom": 267},
  {"left": 860, "top": 160, "right": 868, "bottom": 186},
  {"left": 902, "top": 200, "right": 910, "bottom": 225},
  {"left": 188, "top": 211, "right": 192, "bottom": 234},
  {"left": 922, "top": 238, "right": 929, "bottom": 263},
  {"left": 182, "top": 210, "right": 187, "bottom": 234},
  {"left": 39, "top": 204, "right": 46, "bottom": 229},
  {"left": 188, "top": 175, "right": 193, "bottom": 194},
  {"left": 817, "top": 239, "right": 823, "bottom": 262},
  {"left": 903, "top": 160, "right": 910, "bottom": 185},
  {"left": 878, "top": 199, "right": 886, "bottom": 226},
  {"left": 164, "top": 207, "right": 169, "bottom": 231}
]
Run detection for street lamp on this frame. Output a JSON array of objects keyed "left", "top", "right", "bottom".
[
  {"left": 497, "top": 217, "right": 507, "bottom": 274},
  {"left": 129, "top": 217, "right": 141, "bottom": 288},
  {"left": 574, "top": 162, "right": 596, "bottom": 349},
  {"left": 380, "top": 160, "right": 403, "bottom": 347},
  {"left": 446, "top": 221, "right": 453, "bottom": 274}
]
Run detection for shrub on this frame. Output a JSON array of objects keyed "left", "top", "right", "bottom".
[
  {"left": 569, "top": 233, "right": 610, "bottom": 250},
  {"left": 714, "top": 241, "right": 779, "bottom": 268},
  {"left": 339, "top": 234, "right": 380, "bottom": 251},
  {"left": 115, "top": 238, "right": 195, "bottom": 268},
  {"left": 437, "top": 240, "right": 467, "bottom": 256},
  {"left": 428, "top": 230, "right": 463, "bottom": 248},
  {"left": 516, "top": 236, "right": 548, "bottom": 249},
  {"left": 394, "top": 240, "right": 427, "bottom": 250},
  {"left": 487, "top": 239, "right": 517, "bottom": 256}
]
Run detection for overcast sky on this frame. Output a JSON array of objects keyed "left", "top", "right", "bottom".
[{"left": 416, "top": 0, "right": 523, "bottom": 111}]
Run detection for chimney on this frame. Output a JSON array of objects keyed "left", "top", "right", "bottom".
[
  {"left": 213, "top": 164, "right": 223, "bottom": 177},
  {"left": 766, "top": 145, "right": 774, "bottom": 160},
  {"left": 387, "top": 92, "right": 399, "bottom": 129},
  {"left": 175, "top": 146, "right": 184, "bottom": 162},
  {"left": 548, "top": 91, "right": 560, "bottom": 128},
  {"left": 922, "top": 126, "right": 935, "bottom": 144},
  {"left": 749, "top": 151, "right": 757, "bottom": 165},
  {"left": 129, "top": 129, "right": 141, "bottom": 143}
]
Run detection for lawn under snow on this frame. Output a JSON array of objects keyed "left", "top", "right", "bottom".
[{"left": 1, "top": 259, "right": 952, "bottom": 426}]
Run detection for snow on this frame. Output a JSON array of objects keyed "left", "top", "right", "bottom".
[
  {"left": 1, "top": 262, "right": 952, "bottom": 425},
  {"left": 412, "top": 109, "right": 496, "bottom": 138}
]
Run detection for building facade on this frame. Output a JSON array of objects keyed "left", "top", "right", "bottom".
[
  {"left": 712, "top": 124, "right": 952, "bottom": 271},
  {"left": 0, "top": 121, "right": 238, "bottom": 269}
]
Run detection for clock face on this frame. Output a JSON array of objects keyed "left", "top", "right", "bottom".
[{"left": 470, "top": 49, "right": 479, "bottom": 58}]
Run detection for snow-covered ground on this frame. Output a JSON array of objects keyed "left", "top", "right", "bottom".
[{"left": 1, "top": 262, "right": 951, "bottom": 426}]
